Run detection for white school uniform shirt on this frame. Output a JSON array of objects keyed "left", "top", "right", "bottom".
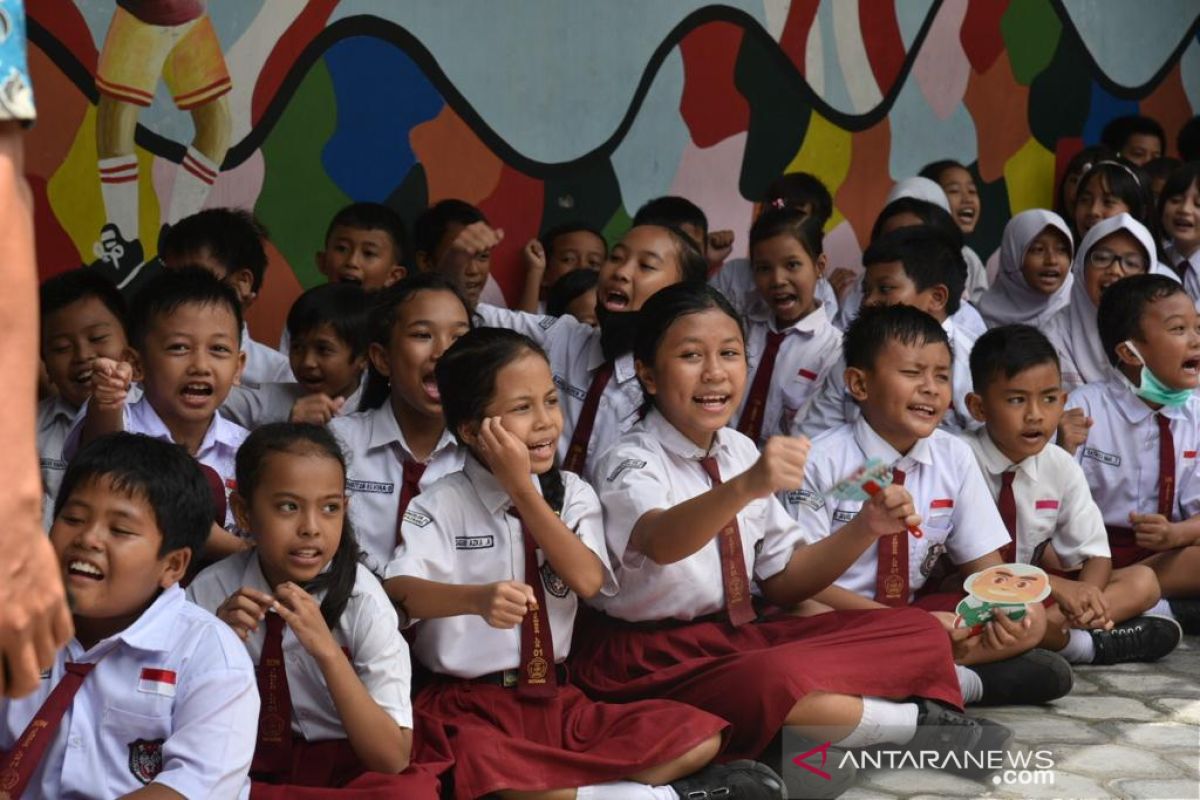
[
  {"left": 794, "top": 314, "right": 980, "bottom": 439},
  {"left": 1065, "top": 378, "right": 1200, "bottom": 527},
  {"left": 738, "top": 304, "right": 842, "bottom": 443},
  {"left": 187, "top": 551, "right": 413, "bottom": 735},
  {"left": 708, "top": 256, "right": 840, "bottom": 320},
  {"left": 385, "top": 456, "right": 617, "bottom": 678},
  {"left": 329, "top": 403, "right": 465, "bottom": 571},
  {"left": 0, "top": 585, "right": 257, "bottom": 800},
  {"left": 966, "top": 428, "right": 1110, "bottom": 568},
  {"left": 591, "top": 409, "right": 805, "bottom": 622},
  {"left": 220, "top": 379, "right": 364, "bottom": 430},
  {"left": 477, "top": 303, "right": 645, "bottom": 480},
  {"left": 784, "top": 417, "right": 1010, "bottom": 602},
  {"left": 242, "top": 323, "right": 294, "bottom": 385},
  {"left": 64, "top": 395, "right": 248, "bottom": 530},
  {"left": 1164, "top": 242, "right": 1200, "bottom": 308}
]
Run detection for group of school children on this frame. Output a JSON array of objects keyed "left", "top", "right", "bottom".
[{"left": 7, "top": 113, "right": 1200, "bottom": 800}]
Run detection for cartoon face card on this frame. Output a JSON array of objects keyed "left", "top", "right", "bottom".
[{"left": 955, "top": 563, "right": 1051, "bottom": 632}]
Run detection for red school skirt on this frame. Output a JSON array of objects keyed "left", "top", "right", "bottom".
[
  {"left": 570, "top": 606, "right": 961, "bottom": 762},
  {"left": 249, "top": 723, "right": 452, "bottom": 799},
  {"left": 416, "top": 674, "right": 728, "bottom": 800}
]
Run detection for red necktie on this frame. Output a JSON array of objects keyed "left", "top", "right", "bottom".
[
  {"left": 698, "top": 456, "right": 758, "bottom": 626},
  {"left": 252, "top": 613, "right": 293, "bottom": 776},
  {"left": 563, "top": 362, "right": 613, "bottom": 475},
  {"left": 874, "top": 468, "right": 910, "bottom": 606},
  {"left": 998, "top": 471, "right": 1018, "bottom": 562},
  {"left": 508, "top": 509, "right": 557, "bottom": 698},
  {"left": 395, "top": 459, "right": 427, "bottom": 547},
  {"left": 0, "top": 662, "right": 95, "bottom": 798},
  {"left": 199, "top": 464, "right": 227, "bottom": 526},
  {"left": 1157, "top": 413, "right": 1176, "bottom": 518},
  {"left": 738, "top": 330, "right": 786, "bottom": 443}
]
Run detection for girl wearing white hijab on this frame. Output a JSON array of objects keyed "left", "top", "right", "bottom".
[
  {"left": 1046, "top": 213, "right": 1160, "bottom": 391},
  {"left": 978, "top": 210, "right": 1074, "bottom": 328}
]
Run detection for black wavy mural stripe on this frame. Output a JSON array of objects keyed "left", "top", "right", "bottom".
[{"left": 26, "top": 2, "right": 1200, "bottom": 177}]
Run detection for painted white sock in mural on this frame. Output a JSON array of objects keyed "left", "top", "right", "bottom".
[
  {"left": 97, "top": 154, "right": 139, "bottom": 241},
  {"left": 167, "top": 146, "right": 219, "bottom": 226}
]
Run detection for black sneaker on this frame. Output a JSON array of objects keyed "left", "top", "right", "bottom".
[
  {"left": 1091, "top": 615, "right": 1182, "bottom": 664},
  {"left": 670, "top": 760, "right": 787, "bottom": 799},
  {"left": 782, "top": 737, "right": 857, "bottom": 799},
  {"left": 1168, "top": 599, "right": 1200, "bottom": 635},
  {"left": 907, "top": 700, "right": 1013, "bottom": 780},
  {"left": 89, "top": 223, "right": 145, "bottom": 289},
  {"left": 970, "top": 649, "right": 1074, "bottom": 706}
]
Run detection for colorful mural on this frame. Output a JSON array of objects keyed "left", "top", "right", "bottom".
[{"left": 22, "top": 1, "right": 1200, "bottom": 341}]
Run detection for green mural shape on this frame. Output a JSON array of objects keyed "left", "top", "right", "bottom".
[
  {"left": 602, "top": 204, "right": 632, "bottom": 249},
  {"left": 257, "top": 59, "right": 352, "bottom": 289},
  {"left": 1027, "top": 32, "right": 1092, "bottom": 150},
  {"left": 1001, "top": 0, "right": 1063, "bottom": 86},
  {"left": 386, "top": 162, "right": 429, "bottom": 263},
  {"left": 541, "top": 158, "right": 622, "bottom": 234},
  {"left": 734, "top": 31, "right": 811, "bottom": 202}
]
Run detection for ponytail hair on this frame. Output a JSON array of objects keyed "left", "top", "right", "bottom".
[
  {"left": 235, "top": 422, "right": 362, "bottom": 628},
  {"left": 436, "top": 327, "right": 565, "bottom": 513}
]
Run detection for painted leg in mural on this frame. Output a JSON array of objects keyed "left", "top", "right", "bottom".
[
  {"left": 92, "top": 92, "right": 145, "bottom": 285},
  {"left": 164, "top": 93, "right": 230, "bottom": 235}
]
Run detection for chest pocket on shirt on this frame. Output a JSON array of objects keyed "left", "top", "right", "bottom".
[{"left": 922, "top": 500, "right": 954, "bottom": 543}]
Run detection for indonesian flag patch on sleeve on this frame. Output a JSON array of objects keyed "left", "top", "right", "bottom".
[{"left": 138, "top": 667, "right": 177, "bottom": 697}]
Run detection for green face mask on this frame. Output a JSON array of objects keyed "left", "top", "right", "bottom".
[{"left": 1125, "top": 341, "right": 1193, "bottom": 408}]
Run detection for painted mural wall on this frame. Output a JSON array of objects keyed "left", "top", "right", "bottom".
[{"left": 23, "top": 0, "right": 1200, "bottom": 341}]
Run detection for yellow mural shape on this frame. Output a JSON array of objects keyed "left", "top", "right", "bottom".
[
  {"left": 784, "top": 112, "right": 851, "bottom": 230},
  {"left": 47, "top": 106, "right": 162, "bottom": 263},
  {"left": 1002, "top": 137, "right": 1055, "bottom": 215}
]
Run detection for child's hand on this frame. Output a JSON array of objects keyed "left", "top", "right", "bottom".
[
  {"left": 274, "top": 582, "right": 341, "bottom": 663},
  {"left": 475, "top": 580, "right": 536, "bottom": 629},
  {"left": 828, "top": 268, "right": 857, "bottom": 301},
  {"left": 440, "top": 221, "right": 504, "bottom": 272},
  {"left": 741, "top": 436, "right": 811, "bottom": 498},
  {"left": 1057, "top": 408, "right": 1092, "bottom": 455},
  {"left": 216, "top": 587, "right": 275, "bottom": 641},
  {"left": 475, "top": 416, "right": 532, "bottom": 497},
  {"left": 1131, "top": 513, "right": 1188, "bottom": 551},
  {"left": 1052, "top": 579, "right": 1112, "bottom": 630},
  {"left": 947, "top": 607, "right": 1029, "bottom": 657},
  {"left": 854, "top": 485, "right": 921, "bottom": 539},
  {"left": 522, "top": 239, "right": 546, "bottom": 276},
  {"left": 90, "top": 357, "right": 133, "bottom": 409},
  {"left": 290, "top": 393, "right": 345, "bottom": 425},
  {"left": 706, "top": 229, "right": 735, "bottom": 265}
]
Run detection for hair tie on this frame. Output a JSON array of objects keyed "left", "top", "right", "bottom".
[
  {"left": 770, "top": 197, "right": 786, "bottom": 210},
  {"left": 1089, "top": 159, "right": 1142, "bottom": 187}
]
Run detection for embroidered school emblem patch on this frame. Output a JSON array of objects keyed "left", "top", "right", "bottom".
[
  {"left": 541, "top": 562, "right": 570, "bottom": 598},
  {"left": 128, "top": 738, "right": 164, "bottom": 784}
]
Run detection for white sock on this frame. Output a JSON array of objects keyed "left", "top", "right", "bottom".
[
  {"left": 577, "top": 783, "right": 677, "bottom": 800},
  {"left": 835, "top": 697, "right": 919, "bottom": 748},
  {"left": 167, "top": 145, "right": 219, "bottom": 225},
  {"left": 98, "top": 154, "right": 139, "bottom": 241},
  {"left": 1147, "top": 598, "right": 1176, "bottom": 619},
  {"left": 1058, "top": 628, "right": 1096, "bottom": 664},
  {"left": 955, "top": 664, "right": 984, "bottom": 704}
]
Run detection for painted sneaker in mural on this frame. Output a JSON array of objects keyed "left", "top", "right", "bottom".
[{"left": 89, "top": 223, "right": 145, "bottom": 289}]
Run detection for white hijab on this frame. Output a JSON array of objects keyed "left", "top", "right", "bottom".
[
  {"left": 1056, "top": 213, "right": 1159, "bottom": 385},
  {"left": 885, "top": 177, "right": 950, "bottom": 211},
  {"left": 978, "top": 210, "right": 1074, "bottom": 327}
]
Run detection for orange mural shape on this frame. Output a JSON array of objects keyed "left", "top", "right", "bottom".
[
  {"left": 963, "top": 51, "right": 1030, "bottom": 183},
  {"left": 1140, "top": 63, "right": 1191, "bottom": 159},
  {"left": 835, "top": 120, "right": 892, "bottom": 250},
  {"left": 411, "top": 104, "right": 503, "bottom": 205}
]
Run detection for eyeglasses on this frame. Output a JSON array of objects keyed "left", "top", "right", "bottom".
[{"left": 1087, "top": 248, "right": 1147, "bottom": 274}]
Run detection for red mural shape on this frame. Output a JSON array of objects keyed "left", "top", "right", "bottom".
[
  {"left": 777, "top": 0, "right": 820, "bottom": 73},
  {"left": 30, "top": 0, "right": 98, "bottom": 73},
  {"left": 960, "top": 0, "right": 1010, "bottom": 74},
  {"left": 252, "top": 0, "right": 341, "bottom": 125},
  {"left": 859, "top": 0, "right": 907, "bottom": 97},
  {"left": 28, "top": 176, "right": 77, "bottom": 277},
  {"left": 679, "top": 22, "right": 750, "bottom": 148},
  {"left": 477, "top": 166, "right": 544, "bottom": 305}
]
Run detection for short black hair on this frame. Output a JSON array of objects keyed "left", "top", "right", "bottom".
[
  {"left": 545, "top": 268, "right": 598, "bottom": 319},
  {"left": 54, "top": 432, "right": 213, "bottom": 557},
  {"left": 413, "top": 199, "right": 486, "bottom": 259},
  {"left": 160, "top": 208, "right": 269, "bottom": 294},
  {"left": 919, "top": 159, "right": 969, "bottom": 185},
  {"left": 286, "top": 282, "right": 371, "bottom": 358},
  {"left": 843, "top": 303, "right": 951, "bottom": 373},
  {"left": 749, "top": 207, "right": 824, "bottom": 258},
  {"left": 633, "top": 196, "right": 708, "bottom": 242},
  {"left": 1144, "top": 156, "right": 1183, "bottom": 186},
  {"left": 969, "top": 325, "right": 1061, "bottom": 394},
  {"left": 1101, "top": 114, "right": 1166, "bottom": 154},
  {"left": 540, "top": 221, "right": 607, "bottom": 261},
  {"left": 1098, "top": 274, "right": 1188, "bottom": 366},
  {"left": 40, "top": 267, "right": 128, "bottom": 333},
  {"left": 1179, "top": 116, "right": 1200, "bottom": 162},
  {"left": 870, "top": 197, "right": 964, "bottom": 250},
  {"left": 129, "top": 265, "right": 243, "bottom": 351},
  {"left": 324, "top": 202, "right": 407, "bottom": 265},
  {"left": 862, "top": 226, "right": 966, "bottom": 314},
  {"left": 763, "top": 172, "right": 833, "bottom": 224}
]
